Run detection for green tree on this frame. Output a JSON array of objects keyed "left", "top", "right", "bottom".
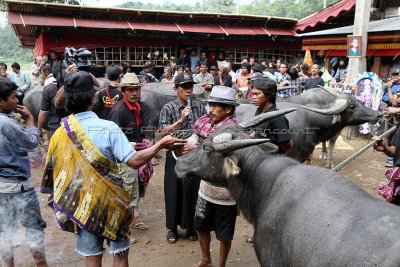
[
  {"left": 0, "top": 25, "right": 33, "bottom": 64},
  {"left": 200, "top": 0, "right": 234, "bottom": 13}
]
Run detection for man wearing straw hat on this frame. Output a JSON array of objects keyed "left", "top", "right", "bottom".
[{"left": 109, "top": 72, "right": 151, "bottom": 235}]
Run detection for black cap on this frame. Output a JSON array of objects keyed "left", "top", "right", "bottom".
[
  {"left": 64, "top": 71, "right": 94, "bottom": 93},
  {"left": 391, "top": 68, "right": 400, "bottom": 75},
  {"left": 174, "top": 73, "right": 196, "bottom": 86},
  {"left": 210, "top": 66, "right": 218, "bottom": 71},
  {"left": 251, "top": 77, "right": 277, "bottom": 96}
]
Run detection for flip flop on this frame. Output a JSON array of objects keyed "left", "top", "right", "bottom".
[
  {"left": 166, "top": 230, "right": 177, "bottom": 244},
  {"left": 131, "top": 222, "right": 149, "bottom": 230},
  {"left": 186, "top": 232, "right": 198, "bottom": 241}
]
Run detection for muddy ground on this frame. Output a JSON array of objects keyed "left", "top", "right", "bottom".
[{"left": 13, "top": 133, "right": 389, "bottom": 267}]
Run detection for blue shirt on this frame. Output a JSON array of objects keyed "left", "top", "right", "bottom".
[
  {"left": 0, "top": 113, "right": 39, "bottom": 182},
  {"left": 190, "top": 55, "right": 200, "bottom": 73},
  {"left": 383, "top": 83, "right": 400, "bottom": 103},
  {"left": 74, "top": 112, "right": 135, "bottom": 163}
]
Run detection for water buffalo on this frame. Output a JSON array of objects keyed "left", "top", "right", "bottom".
[
  {"left": 236, "top": 92, "right": 383, "bottom": 164},
  {"left": 23, "top": 85, "right": 44, "bottom": 125},
  {"left": 280, "top": 88, "right": 340, "bottom": 167},
  {"left": 175, "top": 117, "right": 400, "bottom": 267}
]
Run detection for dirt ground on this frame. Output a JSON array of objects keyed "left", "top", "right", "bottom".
[{"left": 14, "top": 132, "right": 389, "bottom": 267}]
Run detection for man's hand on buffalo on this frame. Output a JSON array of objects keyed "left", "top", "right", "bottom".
[
  {"left": 386, "top": 107, "right": 400, "bottom": 115},
  {"left": 159, "top": 135, "right": 187, "bottom": 150},
  {"left": 181, "top": 142, "right": 198, "bottom": 155}
]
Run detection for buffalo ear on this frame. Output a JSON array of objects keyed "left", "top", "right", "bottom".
[{"left": 223, "top": 156, "right": 240, "bottom": 177}]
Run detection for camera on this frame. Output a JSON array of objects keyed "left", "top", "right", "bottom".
[{"left": 62, "top": 47, "right": 94, "bottom": 72}]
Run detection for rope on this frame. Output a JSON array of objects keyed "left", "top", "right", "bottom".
[{"left": 331, "top": 126, "right": 397, "bottom": 172}]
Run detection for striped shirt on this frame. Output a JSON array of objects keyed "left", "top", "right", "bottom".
[{"left": 159, "top": 99, "right": 206, "bottom": 136}]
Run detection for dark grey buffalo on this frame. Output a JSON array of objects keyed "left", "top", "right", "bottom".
[
  {"left": 23, "top": 85, "right": 44, "bottom": 125},
  {"left": 175, "top": 115, "right": 400, "bottom": 267},
  {"left": 280, "top": 88, "right": 339, "bottom": 166},
  {"left": 236, "top": 92, "right": 382, "bottom": 164},
  {"left": 25, "top": 77, "right": 109, "bottom": 126}
]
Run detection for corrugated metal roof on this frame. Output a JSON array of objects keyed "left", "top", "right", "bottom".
[
  {"left": 4, "top": 0, "right": 298, "bottom": 23},
  {"left": 299, "top": 16, "right": 400, "bottom": 37},
  {"left": 295, "top": 0, "right": 356, "bottom": 32}
]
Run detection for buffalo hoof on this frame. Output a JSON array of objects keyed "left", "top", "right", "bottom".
[{"left": 326, "top": 162, "right": 335, "bottom": 169}]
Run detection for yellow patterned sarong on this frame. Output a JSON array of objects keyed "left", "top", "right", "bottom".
[{"left": 41, "top": 115, "right": 132, "bottom": 241}]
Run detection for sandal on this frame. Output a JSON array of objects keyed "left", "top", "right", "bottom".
[
  {"left": 186, "top": 232, "right": 198, "bottom": 241},
  {"left": 166, "top": 230, "right": 178, "bottom": 244},
  {"left": 131, "top": 222, "right": 149, "bottom": 230}
]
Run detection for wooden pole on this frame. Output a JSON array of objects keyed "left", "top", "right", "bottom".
[{"left": 346, "top": 0, "right": 372, "bottom": 84}]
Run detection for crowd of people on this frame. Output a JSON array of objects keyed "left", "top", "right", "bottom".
[
  {"left": 1, "top": 47, "right": 400, "bottom": 267},
  {"left": 143, "top": 50, "right": 334, "bottom": 99}
]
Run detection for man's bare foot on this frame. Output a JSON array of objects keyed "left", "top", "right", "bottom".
[{"left": 194, "top": 259, "right": 212, "bottom": 267}]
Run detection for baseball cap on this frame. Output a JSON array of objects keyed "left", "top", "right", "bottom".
[
  {"left": 174, "top": 73, "right": 196, "bottom": 86},
  {"left": 210, "top": 66, "right": 218, "bottom": 71},
  {"left": 391, "top": 69, "right": 400, "bottom": 75},
  {"left": 64, "top": 71, "right": 94, "bottom": 93}
]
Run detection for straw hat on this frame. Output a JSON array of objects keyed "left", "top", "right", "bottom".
[{"left": 117, "top": 72, "right": 145, "bottom": 87}]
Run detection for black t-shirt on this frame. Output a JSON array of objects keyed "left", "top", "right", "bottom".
[
  {"left": 108, "top": 99, "right": 150, "bottom": 143},
  {"left": 40, "top": 82, "right": 61, "bottom": 131},
  {"left": 214, "top": 73, "right": 233, "bottom": 87},
  {"left": 96, "top": 85, "right": 123, "bottom": 120},
  {"left": 304, "top": 76, "right": 324, "bottom": 90},
  {"left": 253, "top": 104, "right": 291, "bottom": 146}
]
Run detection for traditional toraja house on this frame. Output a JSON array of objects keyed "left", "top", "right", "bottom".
[
  {"left": 298, "top": 17, "right": 400, "bottom": 78},
  {"left": 4, "top": 0, "right": 300, "bottom": 69},
  {"left": 295, "top": 0, "right": 400, "bottom": 79}
]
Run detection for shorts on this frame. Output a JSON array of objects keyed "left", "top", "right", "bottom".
[
  {"left": 0, "top": 189, "right": 47, "bottom": 250},
  {"left": 194, "top": 196, "right": 237, "bottom": 242},
  {"left": 76, "top": 229, "right": 130, "bottom": 256}
]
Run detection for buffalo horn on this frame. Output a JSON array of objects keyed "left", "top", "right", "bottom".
[
  {"left": 212, "top": 133, "right": 270, "bottom": 153},
  {"left": 301, "top": 98, "right": 348, "bottom": 115},
  {"left": 239, "top": 108, "right": 297, "bottom": 128}
]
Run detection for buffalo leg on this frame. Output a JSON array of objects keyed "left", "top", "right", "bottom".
[
  {"left": 319, "top": 142, "right": 327, "bottom": 160},
  {"left": 326, "top": 133, "right": 339, "bottom": 169}
]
